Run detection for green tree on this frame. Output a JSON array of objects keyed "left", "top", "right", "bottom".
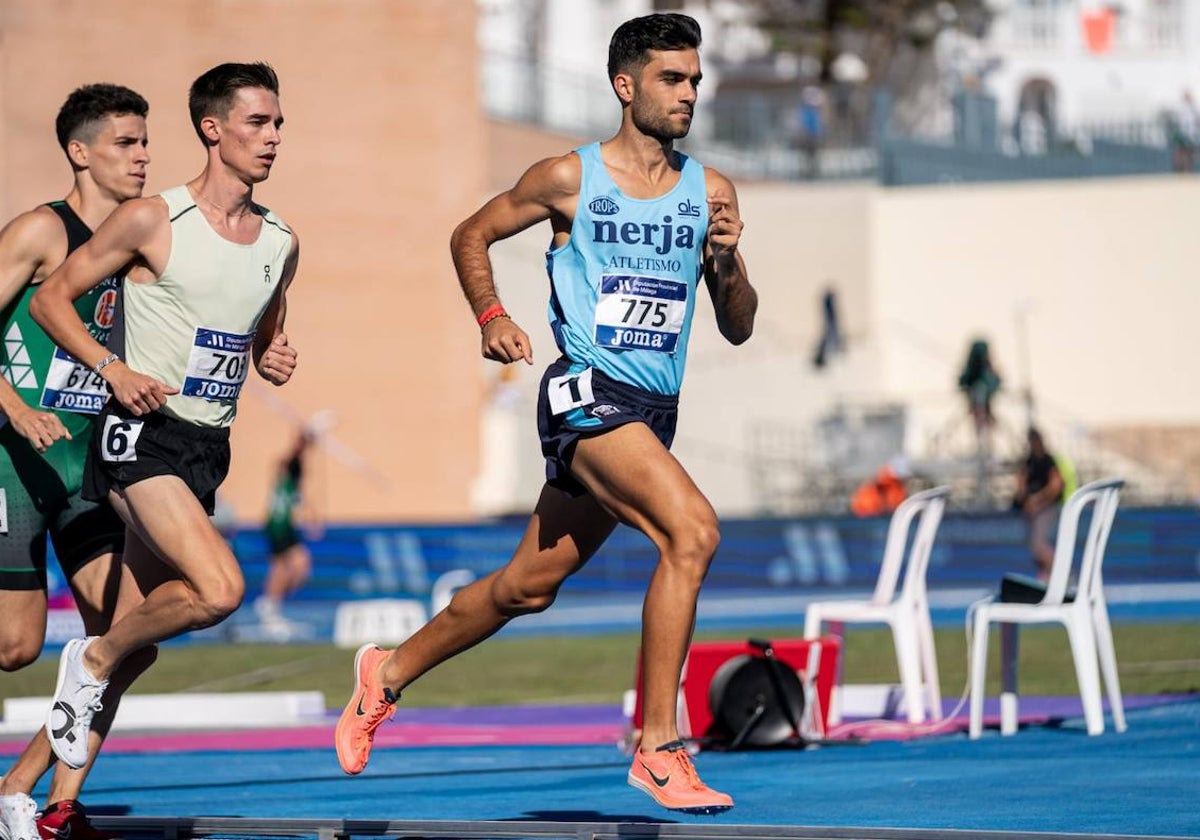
[{"left": 743, "top": 0, "right": 993, "bottom": 85}]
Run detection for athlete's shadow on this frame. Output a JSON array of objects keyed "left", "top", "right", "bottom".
[
  {"left": 78, "top": 804, "right": 132, "bottom": 816},
  {"left": 515, "top": 810, "right": 679, "bottom": 825}
]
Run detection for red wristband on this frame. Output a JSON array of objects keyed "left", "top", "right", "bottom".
[{"left": 477, "top": 303, "right": 508, "bottom": 329}]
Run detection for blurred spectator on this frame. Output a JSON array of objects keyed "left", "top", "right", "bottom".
[
  {"left": 812, "top": 286, "right": 844, "bottom": 370},
  {"left": 1167, "top": 91, "right": 1198, "bottom": 173},
  {"left": 1012, "top": 427, "right": 1064, "bottom": 581},
  {"left": 797, "top": 85, "right": 824, "bottom": 179},
  {"left": 958, "top": 338, "right": 1001, "bottom": 442},
  {"left": 851, "top": 456, "right": 910, "bottom": 517},
  {"left": 256, "top": 427, "right": 319, "bottom": 640}
]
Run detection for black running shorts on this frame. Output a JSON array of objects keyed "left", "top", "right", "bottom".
[
  {"left": 536, "top": 356, "right": 679, "bottom": 497},
  {"left": 84, "top": 402, "right": 231, "bottom": 515}
]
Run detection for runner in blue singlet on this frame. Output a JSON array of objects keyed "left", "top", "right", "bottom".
[{"left": 336, "top": 13, "right": 758, "bottom": 815}]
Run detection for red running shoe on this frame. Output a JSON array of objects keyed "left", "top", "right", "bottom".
[{"left": 37, "top": 800, "right": 116, "bottom": 840}]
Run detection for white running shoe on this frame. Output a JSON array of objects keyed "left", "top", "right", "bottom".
[
  {"left": 253, "top": 596, "right": 282, "bottom": 622},
  {"left": 0, "top": 791, "right": 39, "bottom": 840},
  {"left": 46, "top": 637, "right": 108, "bottom": 770}
]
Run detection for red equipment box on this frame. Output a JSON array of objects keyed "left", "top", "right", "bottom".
[{"left": 630, "top": 637, "right": 840, "bottom": 744}]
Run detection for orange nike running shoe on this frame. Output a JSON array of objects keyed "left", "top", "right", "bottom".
[
  {"left": 627, "top": 740, "right": 733, "bottom": 814},
  {"left": 335, "top": 643, "right": 397, "bottom": 775}
]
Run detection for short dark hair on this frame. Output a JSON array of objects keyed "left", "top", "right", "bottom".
[
  {"left": 607, "top": 13, "right": 701, "bottom": 82},
  {"left": 188, "top": 62, "right": 280, "bottom": 144},
  {"left": 55, "top": 84, "right": 149, "bottom": 152}
]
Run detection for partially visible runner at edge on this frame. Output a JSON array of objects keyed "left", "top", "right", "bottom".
[{"left": 0, "top": 83, "right": 152, "bottom": 840}]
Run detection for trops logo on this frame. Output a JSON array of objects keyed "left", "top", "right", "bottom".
[{"left": 588, "top": 196, "right": 619, "bottom": 216}]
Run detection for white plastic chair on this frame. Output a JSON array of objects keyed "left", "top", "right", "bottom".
[
  {"left": 803, "top": 486, "right": 951, "bottom": 724},
  {"left": 968, "top": 478, "right": 1127, "bottom": 739}
]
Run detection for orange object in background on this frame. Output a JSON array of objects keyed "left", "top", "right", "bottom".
[
  {"left": 850, "top": 464, "right": 909, "bottom": 517},
  {"left": 1082, "top": 8, "right": 1116, "bottom": 56}
]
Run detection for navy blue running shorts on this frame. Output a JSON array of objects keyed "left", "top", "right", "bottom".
[
  {"left": 536, "top": 356, "right": 679, "bottom": 497},
  {"left": 84, "top": 402, "right": 231, "bottom": 516}
]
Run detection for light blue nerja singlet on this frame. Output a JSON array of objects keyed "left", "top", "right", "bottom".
[{"left": 545, "top": 142, "right": 708, "bottom": 396}]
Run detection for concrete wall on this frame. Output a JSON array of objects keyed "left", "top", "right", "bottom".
[
  {"left": 0, "top": 0, "right": 485, "bottom": 522},
  {"left": 872, "top": 175, "right": 1200, "bottom": 426}
]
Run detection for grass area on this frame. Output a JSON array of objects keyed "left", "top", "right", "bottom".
[{"left": 1, "top": 623, "right": 1197, "bottom": 709}]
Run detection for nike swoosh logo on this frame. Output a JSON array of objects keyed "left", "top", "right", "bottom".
[
  {"left": 640, "top": 761, "right": 670, "bottom": 788},
  {"left": 355, "top": 692, "right": 368, "bottom": 717}
]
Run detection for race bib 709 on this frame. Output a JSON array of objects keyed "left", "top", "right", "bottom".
[{"left": 182, "top": 327, "right": 253, "bottom": 401}]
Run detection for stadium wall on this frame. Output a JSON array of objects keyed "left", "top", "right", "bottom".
[
  {"left": 0, "top": 0, "right": 485, "bottom": 522},
  {"left": 229, "top": 505, "right": 1200, "bottom": 607}
]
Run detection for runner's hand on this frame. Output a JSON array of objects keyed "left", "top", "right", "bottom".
[
  {"left": 707, "top": 190, "right": 743, "bottom": 259},
  {"left": 104, "top": 362, "right": 178, "bottom": 416},
  {"left": 481, "top": 317, "right": 533, "bottom": 365},
  {"left": 10, "top": 405, "right": 71, "bottom": 453},
  {"left": 258, "top": 332, "right": 298, "bottom": 385}
]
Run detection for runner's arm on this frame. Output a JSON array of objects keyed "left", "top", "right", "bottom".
[
  {"left": 254, "top": 231, "right": 300, "bottom": 385},
  {"left": 0, "top": 210, "right": 73, "bottom": 450},
  {"left": 702, "top": 169, "right": 756, "bottom": 345},
  {"left": 31, "top": 198, "right": 178, "bottom": 416},
  {"left": 450, "top": 154, "right": 580, "bottom": 364}
]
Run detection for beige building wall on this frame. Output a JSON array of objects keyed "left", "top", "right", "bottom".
[
  {"left": 0, "top": 1, "right": 485, "bottom": 523},
  {"left": 872, "top": 176, "right": 1200, "bottom": 428}
]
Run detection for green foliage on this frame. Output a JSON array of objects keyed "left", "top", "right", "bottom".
[{"left": 742, "top": 0, "right": 994, "bottom": 83}]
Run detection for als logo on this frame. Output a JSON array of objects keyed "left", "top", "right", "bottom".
[
  {"left": 677, "top": 199, "right": 701, "bottom": 218},
  {"left": 588, "top": 196, "right": 620, "bottom": 216}
]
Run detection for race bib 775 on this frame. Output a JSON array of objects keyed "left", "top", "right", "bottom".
[{"left": 592, "top": 274, "right": 687, "bottom": 353}]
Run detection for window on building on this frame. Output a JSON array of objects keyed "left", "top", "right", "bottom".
[
  {"left": 1011, "top": 0, "right": 1064, "bottom": 49},
  {"left": 1145, "top": 0, "right": 1183, "bottom": 49}
]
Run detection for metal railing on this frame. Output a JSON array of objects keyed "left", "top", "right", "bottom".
[
  {"left": 747, "top": 391, "right": 1193, "bottom": 517},
  {"left": 89, "top": 815, "right": 1185, "bottom": 840},
  {"left": 482, "top": 52, "right": 1179, "bottom": 185}
]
